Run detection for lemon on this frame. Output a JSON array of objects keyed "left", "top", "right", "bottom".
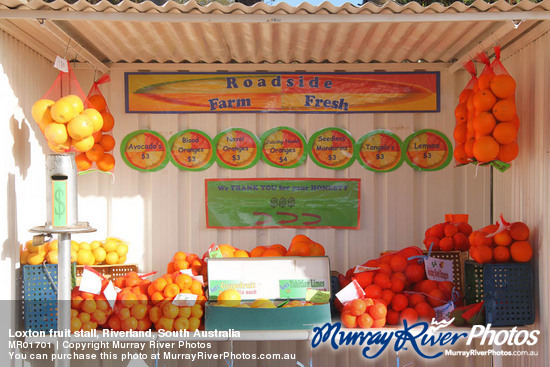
[
  {"left": 257, "top": 301, "right": 276, "bottom": 308},
  {"left": 250, "top": 298, "right": 271, "bottom": 308},
  {"left": 28, "top": 252, "right": 46, "bottom": 265},
  {"left": 81, "top": 108, "right": 104, "bottom": 133},
  {"left": 102, "top": 239, "right": 118, "bottom": 253},
  {"left": 27, "top": 241, "right": 45, "bottom": 253},
  {"left": 67, "top": 114, "right": 93, "bottom": 140},
  {"left": 20, "top": 250, "right": 30, "bottom": 265},
  {"left": 236, "top": 304, "right": 251, "bottom": 308},
  {"left": 90, "top": 240, "right": 102, "bottom": 250},
  {"left": 47, "top": 138, "right": 71, "bottom": 153},
  {"left": 70, "top": 250, "right": 77, "bottom": 263},
  {"left": 116, "top": 243, "right": 128, "bottom": 257},
  {"left": 92, "top": 247, "right": 107, "bottom": 263},
  {"left": 48, "top": 240, "right": 58, "bottom": 252},
  {"left": 47, "top": 250, "right": 59, "bottom": 264},
  {"left": 72, "top": 135, "right": 95, "bottom": 153},
  {"left": 45, "top": 123, "right": 68, "bottom": 145},
  {"left": 61, "top": 95, "right": 84, "bottom": 115},
  {"left": 79, "top": 242, "right": 91, "bottom": 251},
  {"left": 117, "top": 255, "right": 126, "bottom": 264},
  {"left": 105, "top": 252, "right": 119, "bottom": 265},
  {"left": 218, "top": 289, "right": 241, "bottom": 307},
  {"left": 51, "top": 98, "right": 77, "bottom": 123},
  {"left": 32, "top": 99, "right": 55, "bottom": 130},
  {"left": 77, "top": 249, "right": 94, "bottom": 266}
]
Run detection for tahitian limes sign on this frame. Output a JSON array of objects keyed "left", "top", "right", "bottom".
[
  {"left": 169, "top": 129, "right": 215, "bottom": 171},
  {"left": 120, "top": 130, "right": 169, "bottom": 172},
  {"left": 356, "top": 130, "right": 404, "bottom": 172},
  {"left": 308, "top": 128, "right": 355, "bottom": 169},
  {"left": 260, "top": 127, "right": 307, "bottom": 169},
  {"left": 403, "top": 129, "right": 452, "bottom": 171},
  {"left": 214, "top": 128, "right": 261, "bottom": 170}
]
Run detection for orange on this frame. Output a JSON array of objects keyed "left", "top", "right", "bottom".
[
  {"left": 188, "top": 316, "right": 201, "bottom": 331},
  {"left": 286, "top": 241, "right": 310, "bottom": 256},
  {"left": 250, "top": 246, "right": 267, "bottom": 257},
  {"left": 163, "top": 283, "right": 180, "bottom": 299},
  {"left": 493, "top": 230, "right": 513, "bottom": 247},
  {"left": 157, "top": 317, "right": 174, "bottom": 332},
  {"left": 459, "top": 88, "right": 473, "bottom": 104},
  {"left": 493, "top": 246, "right": 511, "bottom": 263},
  {"left": 108, "top": 316, "right": 122, "bottom": 331},
  {"left": 427, "top": 289, "right": 446, "bottom": 307},
  {"left": 32, "top": 99, "right": 55, "bottom": 131},
  {"left": 408, "top": 293, "right": 426, "bottom": 307},
  {"left": 357, "top": 313, "right": 374, "bottom": 329},
  {"left": 390, "top": 277, "right": 404, "bottom": 293},
  {"left": 121, "top": 292, "right": 138, "bottom": 308},
  {"left": 400, "top": 308, "right": 419, "bottom": 325},
  {"left": 372, "top": 317, "right": 386, "bottom": 328},
  {"left": 349, "top": 299, "right": 367, "bottom": 316},
  {"left": 137, "top": 318, "right": 152, "bottom": 331},
  {"left": 233, "top": 249, "right": 249, "bottom": 257},
  {"left": 75, "top": 153, "right": 92, "bottom": 171},
  {"left": 453, "top": 123, "right": 467, "bottom": 143},
  {"left": 149, "top": 306, "right": 162, "bottom": 323},
  {"left": 81, "top": 299, "right": 97, "bottom": 314},
  {"left": 490, "top": 74, "right": 516, "bottom": 99},
  {"left": 439, "top": 237, "right": 454, "bottom": 251},
  {"left": 85, "top": 144, "right": 105, "bottom": 162},
  {"left": 122, "top": 317, "right": 138, "bottom": 331},
  {"left": 92, "top": 309, "right": 107, "bottom": 325},
  {"left": 175, "top": 274, "right": 193, "bottom": 290},
  {"left": 218, "top": 289, "right": 241, "bottom": 307},
  {"left": 174, "top": 259, "right": 189, "bottom": 271},
  {"left": 510, "top": 115, "right": 520, "bottom": 130},
  {"left": 153, "top": 278, "right": 168, "bottom": 292},
  {"left": 473, "top": 90, "right": 497, "bottom": 112},
  {"left": 509, "top": 222, "right": 530, "bottom": 241},
  {"left": 391, "top": 294, "right": 408, "bottom": 312},
  {"left": 492, "top": 122, "right": 517, "bottom": 145},
  {"left": 174, "top": 317, "right": 190, "bottom": 331},
  {"left": 389, "top": 255, "right": 407, "bottom": 273},
  {"left": 341, "top": 311, "right": 358, "bottom": 328},
  {"left": 363, "top": 284, "right": 382, "bottom": 299},
  {"left": 44, "top": 123, "right": 68, "bottom": 144},
  {"left": 173, "top": 250, "right": 187, "bottom": 261},
  {"left": 308, "top": 242, "right": 325, "bottom": 256},
  {"left": 100, "top": 112, "right": 115, "bottom": 132},
  {"left": 78, "top": 312, "right": 91, "bottom": 324},
  {"left": 97, "top": 153, "right": 115, "bottom": 171},
  {"left": 404, "top": 263, "right": 425, "bottom": 283},
  {"left": 51, "top": 98, "right": 77, "bottom": 123},
  {"left": 262, "top": 248, "right": 284, "bottom": 257},
  {"left": 386, "top": 310, "right": 400, "bottom": 325},
  {"left": 70, "top": 317, "right": 83, "bottom": 333},
  {"left": 455, "top": 104, "right": 468, "bottom": 124},
  {"left": 218, "top": 244, "right": 236, "bottom": 257},
  {"left": 81, "top": 108, "right": 104, "bottom": 133},
  {"left": 381, "top": 289, "right": 395, "bottom": 306},
  {"left": 510, "top": 241, "right": 533, "bottom": 262},
  {"left": 453, "top": 144, "right": 469, "bottom": 165},
  {"left": 473, "top": 112, "right": 496, "bottom": 136},
  {"left": 497, "top": 142, "right": 519, "bottom": 162},
  {"left": 72, "top": 136, "right": 95, "bottom": 153},
  {"left": 178, "top": 306, "right": 192, "bottom": 319},
  {"left": 269, "top": 244, "right": 287, "bottom": 255},
  {"left": 369, "top": 302, "right": 387, "bottom": 320},
  {"left": 162, "top": 302, "right": 180, "bottom": 319},
  {"left": 81, "top": 321, "right": 96, "bottom": 332},
  {"left": 373, "top": 273, "right": 391, "bottom": 289},
  {"left": 99, "top": 134, "right": 116, "bottom": 152},
  {"left": 415, "top": 302, "right": 435, "bottom": 321},
  {"left": 88, "top": 94, "right": 107, "bottom": 112},
  {"left": 477, "top": 71, "right": 495, "bottom": 91},
  {"left": 191, "top": 304, "right": 203, "bottom": 318},
  {"left": 464, "top": 138, "right": 475, "bottom": 158},
  {"left": 473, "top": 136, "right": 499, "bottom": 162},
  {"left": 471, "top": 245, "right": 493, "bottom": 264},
  {"left": 354, "top": 271, "right": 374, "bottom": 288},
  {"left": 118, "top": 307, "right": 131, "bottom": 321},
  {"left": 492, "top": 99, "right": 517, "bottom": 121}
]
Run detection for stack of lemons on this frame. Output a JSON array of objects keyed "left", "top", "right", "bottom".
[
  {"left": 20, "top": 237, "right": 128, "bottom": 266},
  {"left": 31, "top": 95, "right": 115, "bottom": 172}
]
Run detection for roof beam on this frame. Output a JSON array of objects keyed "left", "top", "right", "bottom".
[
  {"left": 39, "top": 20, "right": 109, "bottom": 74},
  {"left": 0, "top": 9, "right": 549, "bottom": 24},
  {"left": 0, "top": 19, "right": 57, "bottom": 61}
]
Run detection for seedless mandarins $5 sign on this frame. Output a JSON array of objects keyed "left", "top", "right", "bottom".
[
  {"left": 403, "top": 129, "right": 453, "bottom": 171},
  {"left": 120, "top": 130, "right": 169, "bottom": 172},
  {"left": 169, "top": 129, "right": 215, "bottom": 171}
]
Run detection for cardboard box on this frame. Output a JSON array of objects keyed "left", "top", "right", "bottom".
[{"left": 205, "top": 257, "right": 332, "bottom": 330}]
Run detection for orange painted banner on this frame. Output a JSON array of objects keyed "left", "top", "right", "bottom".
[{"left": 125, "top": 72, "right": 439, "bottom": 113}]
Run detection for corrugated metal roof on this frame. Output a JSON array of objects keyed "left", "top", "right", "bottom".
[{"left": 0, "top": 0, "right": 549, "bottom": 67}]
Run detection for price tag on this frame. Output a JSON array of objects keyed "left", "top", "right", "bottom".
[
  {"left": 54, "top": 56, "right": 69, "bottom": 72},
  {"left": 335, "top": 279, "right": 365, "bottom": 304},
  {"left": 434, "top": 302, "right": 455, "bottom": 322},
  {"left": 120, "top": 130, "right": 169, "bottom": 172},
  {"left": 356, "top": 130, "right": 404, "bottom": 173},
  {"left": 354, "top": 265, "right": 378, "bottom": 273},
  {"left": 179, "top": 269, "right": 204, "bottom": 284},
  {"left": 308, "top": 128, "right": 356, "bottom": 170},
  {"left": 172, "top": 293, "right": 198, "bottom": 307},
  {"left": 260, "top": 127, "right": 307, "bottom": 169},
  {"left": 424, "top": 256, "right": 453, "bottom": 282},
  {"left": 305, "top": 289, "right": 330, "bottom": 304},
  {"left": 103, "top": 281, "right": 117, "bottom": 309},
  {"left": 213, "top": 128, "right": 261, "bottom": 170},
  {"left": 169, "top": 129, "right": 215, "bottom": 171},
  {"left": 79, "top": 268, "right": 102, "bottom": 295},
  {"left": 209, "top": 249, "right": 223, "bottom": 258}
]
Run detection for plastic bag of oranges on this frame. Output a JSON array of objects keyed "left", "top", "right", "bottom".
[
  {"left": 31, "top": 63, "right": 104, "bottom": 160},
  {"left": 454, "top": 60, "right": 477, "bottom": 165},
  {"left": 469, "top": 48, "right": 519, "bottom": 170},
  {"left": 75, "top": 74, "right": 116, "bottom": 173}
]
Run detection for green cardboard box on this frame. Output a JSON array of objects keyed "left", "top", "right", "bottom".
[{"left": 205, "top": 257, "right": 332, "bottom": 330}]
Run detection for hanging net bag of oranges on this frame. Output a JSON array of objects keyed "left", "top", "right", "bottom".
[
  {"left": 74, "top": 74, "right": 116, "bottom": 173},
  {"left": 31, "top": 63, "right": 105, "bottom": 159},
  {"left": 453, "top": 60, "right": 477, "bottom": 166}
]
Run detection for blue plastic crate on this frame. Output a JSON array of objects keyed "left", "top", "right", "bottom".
[
  {"left": 22, "top": 264, "right": 76, "bottom": 332},
  {"left": 465, "top": 260, "right": 535, "bottom": 327},
  {"left": 330, "top": 273, "right": 340, "bottom": 318}
]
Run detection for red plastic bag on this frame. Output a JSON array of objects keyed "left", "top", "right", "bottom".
[
  {"left": 453, "top": 60, "right": 476, "bottom": 165},
  {"left": 30, "top": 63, "right": 103, "bottom": 156},
  {"left": 74, "top": 74, "right": 116, "bottom": 172}
]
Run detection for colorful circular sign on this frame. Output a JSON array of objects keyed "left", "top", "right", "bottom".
[
  {"left": 308, "top": 128, "right": 355, "bottom": 169},
  {"left": 260, "top": 127, "right": 307, "bottom": 169},
  {"left": 213, "top": 128, "right": 261, "bottom": 170},
  {"left": 356, "top": 130, "right": 404, "bottom": 172},
  {"left": 168, "top": 129, "right": 214, "bottom": 171},
  {"left": 120, "top": 130, "right": 169, "bottom": 172},
  {"left": 403, "top": 129, "right": 453, "bottom": 171}
]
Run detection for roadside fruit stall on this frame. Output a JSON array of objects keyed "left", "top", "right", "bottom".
[{"left": 1, "top": 0, "right": 550, "bottom": 366}]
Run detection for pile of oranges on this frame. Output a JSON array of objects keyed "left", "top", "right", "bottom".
[
  {"left": 149, "top": 300, "right": 203, "bottom": 332},
  {"left": 469, "top": 220, "right": 532, "bottom": 264},
  {"left": 32, "top": 95, "right": 115, "bottom": 171},
  {"left": 107, "top": 272, "right": 152, "bottom": 331},
  {"left": 70, "top": 282, "right": 113, "bottom": 332},
  {"left": 454, "top": 67, "right": 519, "bottom": 165},
  {"left": 212, "top": 235, "right": 325, "bottom": 258},
  {"left": 340, "top": 247, "right": 457, "bottom": 327},
  {"left": 341, "top": 297, "right": 387, "bottom": 328},
  {"left": 423, "top": 220, "right": 472, "bottom": 251}
]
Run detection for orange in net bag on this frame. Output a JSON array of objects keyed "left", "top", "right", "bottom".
[
  {"left": 454, "top": 60, "right": 477, "bottom": 165},
  {"left": 75, "top": 74, "right": 116, "bottom": 173},
  {"left": 30, "top": 63, "right": 103, "bottom": 157}
]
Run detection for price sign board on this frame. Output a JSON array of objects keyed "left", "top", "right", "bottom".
[
  {"left": 260, "top": 127, "right": 307, "bottom": 169},
  {"left": 205, "top": 178, "right": 360, "bottom": 229},
  {"left": 213, "top": 128, "right": 261, "bottom": 170},
  {"left": 356, "top": 130, "right": 404, "bottom": 172},
  {"left": 120, "top": 130, "right": 169, "bottom": 172},
  {"left": 403, "top": 129, "right": 452, "bottom": 171},
  {"left": 308, "top": 128, "right": 355, "bottom": 170},
  {"left": 169, "top": 129, "right": 215, "bottom": 171}
]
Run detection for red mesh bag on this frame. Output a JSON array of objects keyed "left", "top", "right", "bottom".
[
  {"left": 74, "top": 74, "right": 116, "bottom": 173},
  {"left": 30, "top": 63, "right": 104, "bottom": 158},
  {"left": 454, "top": 60, "right": 477, "bottom": 165},
  {"left": 422, "top": 213, "right": 472, "bottom": 252}
]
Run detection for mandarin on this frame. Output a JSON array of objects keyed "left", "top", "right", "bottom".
[
  {"left": 473, "top": 89, "right": 497, "bottom": 112},
  {"left": 473, "top": 136, "right": 499, "bottom": 162},
  {"left": 493, "top": 122, "right": 517, "bottom": 145},
  {"left": 473, "top": 112, "right": 496, "bottom": 136},
  {"left": 510, "top": 241, "right": 533, "bottom": 262},
  {"left": 490, "top": 74, "right": 516, "bottom": 99},
  {"left": 492, "top": 99, "right": 517, "bottom": 121}
]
